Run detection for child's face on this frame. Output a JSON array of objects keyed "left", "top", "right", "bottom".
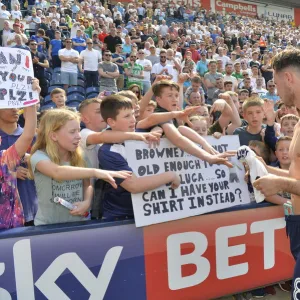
[
  {"left": 52, "top": 93, "right": 66, "bottom": 108},
  {"left": 281, "top": 118, "right": 298, "bottom": 137},
  {"left": 111, "top": 108, "right": 136, "bottom": 132},
  {"left": 82, "top": 102, "right": 106, "bottom": 131},
  {"left": 191, "top": 119, "right": 208, "bottom": 136},
  {"left": 53, "top": 119, "right": 81, "bottom": 152},
  {"left": 143, "top": 105, "right": 155, "bottom": 119},
  {"left": 239, "top": 92, "right": 249, "bottom": 101},
  {"left": 156, "top": 87, "right": 179, "bottom": 112},
  {"left": 191, "top": 82, "right": 201, "bottom": 91},
  {"left": 275, "top": 140, "right": 291, "bottom": 166},
  {"left": 243, "top": 106, "right": 264, "bottom": 128}
]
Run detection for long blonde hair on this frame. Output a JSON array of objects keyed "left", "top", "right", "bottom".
[{"left": 29, "top": 109, "right": 85, "bottom": 178}]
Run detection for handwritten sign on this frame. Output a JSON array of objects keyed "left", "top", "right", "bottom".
[
  {"left": 0, "top": 47, "right": 39, "bottom": 108},
  {"left": 125, "top": 136, "right": 251, "bottom": 227}
]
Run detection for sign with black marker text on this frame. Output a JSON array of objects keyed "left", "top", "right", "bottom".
[
  {"left": 125, "top": 136, "right": 251, "bottom": 227},
  {"left": 0, "top": 47, "right": 39, "bottom": 108}
]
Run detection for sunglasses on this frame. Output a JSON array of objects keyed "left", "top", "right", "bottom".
[
  {"left": 130, "top": 56, "right": 136, "bottom": 58},
  {"left": 268, "top": 85, "right": 275, "bottom": 87},
  {"left": 87, "top": 42, "right": 93, "bottom": 44},
  {"left": 160, "top": 56, "right": 166, "bottom": 58},
  {"left": 30, "top": 43, "right": 37, "bottom": 45},
  {"left": 132, "top": 90, "right": 140, "bottom": 94},
  {"left": 243, "top": 74, "right": 248, "bottom": 76},
  {"left": 105, "top": 54, "right": 112, "bottom": 56},
  {"left": 66, "top": 41, "right": 72, "bottom": 43}
]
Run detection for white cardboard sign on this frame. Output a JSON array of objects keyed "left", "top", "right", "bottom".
[
  {"left": 125, "top": 136, "right": 251, "bottom": 227},
  {"left": 0, "top": 47, "right": 39, "bottom": 108}
]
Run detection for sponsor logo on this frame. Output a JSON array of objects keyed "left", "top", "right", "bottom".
[{"left": 216, "top": 0, "right": 256, "bottom": 13}]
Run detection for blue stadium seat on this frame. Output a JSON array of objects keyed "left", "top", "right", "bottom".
[
  {"left": 77, "top": 72, "right": 85, "bottom": 80},
  {"left": 51, "top": 73, "right": 62, "bottom": 85},
  {"left": 86, "top": 92, "right": 99, "bottom": 99},
  {"left": 67, "top": 86, "right": 85, "bottom": 96},
  {"left": 67, "top": 100, "right": 81, "bottom": 110},
  {"left": 54, "top": 67, "right": 61, "bottom": 73},
  {"left": 40, "top": 103, "right": 55, "bottom": 111},
  {"left": 86, "top": 86, "right": 100, "bottom": 97},
  {"left": 77, "top": 79, "right": 85, "bottom": 87},
  {"left": 48, "top": 85, "right": 63, "bottom": 93},
  {"left": 44, "top": 72, "right": 52, "bottom": 81},
  {"left": 43, "top": 95, "right": 52, "bottom": 104},
  {"left": 67, "top": 94, "right": 85, "bottom": 102}
]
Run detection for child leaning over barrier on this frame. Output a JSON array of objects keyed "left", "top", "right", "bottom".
[
  {"left": 0, "top": 79, "right": 40, "bottom": 229},
  {"left": 28, "top": 109, "right": 132, "bottom": 226}
]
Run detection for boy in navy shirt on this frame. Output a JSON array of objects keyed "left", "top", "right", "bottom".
[{"left": 98, "top": 95, "right": 180, "bottom": 221}]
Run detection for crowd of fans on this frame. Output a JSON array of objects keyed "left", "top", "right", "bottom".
[{"left": 0, "top": 0, "right": 300, "bottom": 298}]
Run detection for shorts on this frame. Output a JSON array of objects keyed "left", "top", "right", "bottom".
[{"left": 61, "top": 72, "right": 78, "bottom": 85}]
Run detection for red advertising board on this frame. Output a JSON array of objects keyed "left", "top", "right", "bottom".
[
  {"left": 144, "top": 205, "right": 294, "bottom": 300},
  {"left": 295, "top": 8, "right": 300, "bottom": 27},
  {"left": 215, "top": 0, "right": 257, "bottom": 17}
]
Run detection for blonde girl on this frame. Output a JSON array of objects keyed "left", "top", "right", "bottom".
[{"left": 29, "top": 109, "right": 131, "bottom": 225}]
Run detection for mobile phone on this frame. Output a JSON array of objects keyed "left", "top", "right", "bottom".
[{"left": 284, "top": 201, "right": 294, "bottom": 216}]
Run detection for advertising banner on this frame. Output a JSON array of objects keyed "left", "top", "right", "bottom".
[
  {"left": 0, "top": 47, "right": 39, "bottom": 109},
  {"left": 0, "top": 205, "right": 294, "bottom": 300},
  {"left": 257, "top": 5, "right": 294, "bottom": 22},
  {"left": 214, "top": 0, "right": 257, "bottom": 17},
  {"left": 125, "top": 136, "right": 250, "bottom": 227}
]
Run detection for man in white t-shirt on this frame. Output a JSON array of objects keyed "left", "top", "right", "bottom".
[
  {"left": 0, "top": 5, "right": 10, "bottom": 19},
  {"left": 26, "top": 9, "right": 41, "bottom": 31},
  {"left": 58, "top": 38, "right": 80, "bottom": 90},
  {"left": 151, "top": 49, "right": 174, "bottom": 81},
  {"left": 10, "top": 5, "right": 22, "bottom": 20},
  {"left": 215, "top": 47, "right": 230, "bottom": 69},
  {"left": 166, "top": 48, "right": 181, "bottom": 83},
  {"left": 79, "top": 38, "right": 102, "bottom": 88},
  {"left": 136, "top": 49, "right": 152, "bottom": 93}
]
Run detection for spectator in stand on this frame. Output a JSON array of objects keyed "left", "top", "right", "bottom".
[
  {"left": 79, "top": 38, "right": 102, "bottom": 88},
  {"left": 262, "top": 80, "right": 280, "bottom": 103},
  {"left": 11, "top": 4, "right": 22, "bottom": 21},
  {"left": 188, "top": 42, "right": 200, "bottom": 63},
  {"left": 50, "top": 88, "right": 67, "bottom": 109},
  {"left": 7, "top": 23, "right": 28, "bottom": 47},
  {"left": 0, "top": 5, "right": 10, "bottom": 19},
  {"left": 0, "top": 21, "right": 13, "bottom": 47},
  {"left": 72, "top": 29, "right": 87, "bottom": 54},
  {"left": 13, "top": 34, "right": 30, "bottom": 51},
  {"left": 104, "top": 27, "right": 123, "bottom": 53},
  {"left": 98, "top": 50, "right": 119, "bottom": 92},
  {"left": 151, "top": 49, "right": 174, "bottom": 81},
  {"left": 232, "top": 62, "right": 243, "bottom": 82},
  {"left": 29, "top": 40, "right": 49, "bottom": 97},
  {"left": 260, "top": 54, "right": 274, "bottom": 84},
  {"left": 124, "top": 52, "right": 144, "bottom": 90},
  {"left": 146, "top": 45, "right": 159, "bottom": 66},
  {"left": 112, "top": 44, "right": 126, "bottom": 91},
  {"left": 253, "top": 77, "right": 268, "bottom": 97},
  {"left": 46, "top": 20, "right": 60, "bottom": 40},
  {"left": 212, "top": 77, "right": 225, "bottom": 103},
  {"left": 58, "top": 38, "right": 80, "bottom": 91},
  {"left": 204, "top": 60, "right": 223, "bottom": 105},
  {"left": 48, "top": 31, "right": 63, "bottom": 69},
  {"left": 26, "top": 9, "right": 41, "bottom": 33},
  {"left": 223, "top": 62, "right": 238, "bottom": 90},
  {"left": 98, "top": 26, "right": 109, "bottom": 43},
  {"left": 0, "top": 81, "right": 40, "bottom": 229},
  {"left": 29, "top": 109, "right": 131, "bottom": 226},
  {"left": 196, "top": 51, "right": 209, "bottom": 77},
  {"left": 136, "top": 49, "right": 152, "bottom": 93}
]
